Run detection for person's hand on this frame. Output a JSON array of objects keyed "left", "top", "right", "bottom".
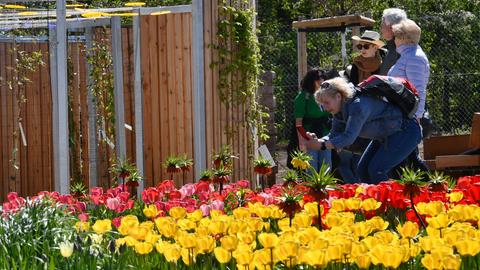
[
  {"left": 306, "top": 132, "right": 318, "bottom": 140},
  {"left": 305, "top": 138, "right": 323, "bottom": 150}
]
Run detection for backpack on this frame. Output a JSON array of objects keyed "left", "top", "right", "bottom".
[{"left": 356, "top": 75, "right": 419, "bottom": 118}]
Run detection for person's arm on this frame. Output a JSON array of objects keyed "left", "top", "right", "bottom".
[
  {"left": 293, "top": 92, "right": 310, "bottom": 151},
  {"left": 405, "top": 56, "right": 430, "bottom": 118},
  {"left": 328, "top": 100, "right": 370, "bottom": 149},
  {"left": 350, "top": 64, "right": 359, "bottom": 86}
]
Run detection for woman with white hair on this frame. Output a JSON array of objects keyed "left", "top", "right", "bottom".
[
  {"left": 378, "top": 8, "right": 408, "bottom": 75},
  {"left": 305, "top": 77, "right": 421, "bottom": 184},
  {"left": 388, "top": 19, "right": 430, "bottom": 120}
]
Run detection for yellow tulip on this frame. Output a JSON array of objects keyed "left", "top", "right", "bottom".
[
  {"left": 325, "top": 212, "right": 355, "bottom": 228},
  {"left": 426, "top": 213, "right": 451, "bottom": 229},
  {"left": 169, "top": 207, "right": 187, "bottom": 219},
  {"left": 271, "top": 207, "right": 286, "bottom": 219},
  {"left": 181, "top": 247, "right": 197, "bottom": 265},
  {"left": 442, "top": 254, "right": 461, "bottom": 270},
  {"left": 417, "top": 201, "right": 446, "bottom": 217},
  {"left": 59, "top": 241, "right": 74, "bottom": 258},
  {"left": 291, "top": 157, "right": 309, "bottom": 170},
  {"left": 455, "top": 239, "right": 480, "bottom": 256},
  {"left": 210, "top": 209, "right": 223, "bottom": 219},
  {"left": 354, "top": 254, "right": 371, "bottom": 269},
  {"left": 116, "top": 237, "right": 127, "bottom": 249},
  {"left": 367, "top": 216, "right": 389, "bottom": 231},
  {"left": 214, "top": 247, "right": 231, "bottom": 264},
  {"left": 351, "top": 242, "right": 368, "bottom": 258},
  {"left": 382, "top": 249, "right": 405, "bottom": 268},
  {"left": 237, "top": 232, "right": 256, "bottom": 244},
  {"left": 254, "top": 205, "right": 272, "bottom": 219},
  {"left": 209, "top": 220, "right": 228, "bottom": 235},
  {"left": 75, "top": 221, "right": 90, "bottom": 232},
  {"left": 143, "top": 204, "right": 159, "bottom": 218},
  {"left": 196, "top": 236, "right": 216, "bottom": 254},
  {"left": 124, "top": 236, "right": 138, "bottom": 247},
  {"left": 355, "top": 186, "right": 365, "bottom": 197},
  {"left": 431, "top": 245, "right": 454, "bottom": 257},
  {"left": 276, "top": 241, "right": 298, "bottom": 260},
  {"left": 92, "top": 219, "right": 112, "bottom": 234},
  {"left": 154, "top": 240, "right": 165, "bottom": 254},
  {"left": 177, "top": 233, "right": 197, "bottom": 249},
  {"left": 159, "top": 220, "right": 177, "bottom": 238},
  {"left": 219, "top": 235, "right": 236, "bottom": 252},
  {"left": 331, "top": 199, "right": 346, "bottom": 212},
  {"left": 178, "top": 218, "right": 197, "bottom": 231},
  {"left": 164, "top": 243, "right": 182, "bottom": 262},
  {"left": 234, "top": 250, "right": 254, "bottom": 266},
  {"left": 293, "top": 213, "right": 312, "bottom": 229},
  {"left": 303, "top": 202, "right": 322, "bottom": 217},
  {"left": 233, "top": 207, "right": 251, "bottom": 219},
  {"left": 421, "top": 253, "right": 442, "bottom": 270},
  {"left": 397, "top": 221, "right": 419, "bottom": 239},
  {"left": 304, "top": 249, "right": 326, "bottom": 267},
  {"left": 419, "top": 236, "right": 444, "bottom": 252},
  {"left": 351, "top": 222, "right": 373, "bottom": 239},
  {"left": 129, "top": 225, "right": 149, "bottom": 241},
  {"left": 145, "top": 232, "right": 160, "bottom": 244},
  {"left": 361, "top": 198, "right": 382, "bottom": 211},
  {"left": 258, "top": 233, "right": 279, "bottom": 249},
  {"left": 345, "top": 198, "right": 362, "bottom": 210},
  {"left": 326, "top": 244, "right": 342, "bottom": 262},
  {"left": 188, "top": 209, "right": 204, "bottom": 222},
  {"left": 447, "top": 191, "right": 464, "bottom": 203},
  {"left": 135, "top": 241, "right": 153, "bottom": 255},
  {"left": 119, "top": 215, "right": 139, "bottom": 235}
]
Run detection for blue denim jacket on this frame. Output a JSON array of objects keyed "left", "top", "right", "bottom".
[{"left": 328, "top": 95, "right": 404, "bottom": 148}]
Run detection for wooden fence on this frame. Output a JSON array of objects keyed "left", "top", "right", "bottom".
[{"left": 0, "top": 4, "right": 256, "bottom": 201}]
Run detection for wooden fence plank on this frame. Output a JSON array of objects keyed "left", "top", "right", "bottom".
[
  {"left": 183, "top": 12, "right": 194, "bottom": 183},
  {"left": 141, "top": 15, "right": 154, "bottom": 187},
  {"left": 0, "top": 43, "right": 8, "bottom": 200},
  {"left": 174, "top": 13, "right": 186, "bottom": 184},
  {"left": 149, "top": 15, "right": 161, "bottom": 186},
  {"left": 158, "top": 14, "right": 169, "bottom": 183},
  {"left": 41, "top": 43, "right": 53, "bottom": 192}
]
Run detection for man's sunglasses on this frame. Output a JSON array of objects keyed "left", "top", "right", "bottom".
[{"left": 356, "top": 44, "right": 372, "bottom": 50}]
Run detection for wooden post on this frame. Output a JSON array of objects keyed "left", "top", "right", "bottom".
[
  {"left": 85, "top": 27, "right": 98, "bottom": 188},
  {"left": 111, "top": 16, "right": 127, "bottom": 167},
  {"left": 297, "top": 30, "right": 307, "bottom": 87},
  {"left": 54, "top": 0, "right": 70, "bottom": 194},
  {"left": 192, "top": 0, "right": 206, "bottom": 181},
  {"left": 133, "top": 12, "right": 145, "bottom": 196}
]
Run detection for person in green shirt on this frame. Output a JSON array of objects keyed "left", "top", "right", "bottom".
[{"left": 287, "top": 68, "right": 333, "bottom": 171}]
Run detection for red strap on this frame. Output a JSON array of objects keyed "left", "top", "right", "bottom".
[{"left": 296, "top": 126, "right": 310, "bottom": 140}]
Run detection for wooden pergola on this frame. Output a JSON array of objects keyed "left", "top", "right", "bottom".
[
  {"left": 0, "top": 1, "right": 206, "bottom": 196},
  {"left": 292, "top": 14, "right": 375, "bottom": 85}
]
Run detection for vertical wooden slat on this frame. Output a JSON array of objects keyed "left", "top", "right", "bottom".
[
  {"left": 78, "top": 43, "right": 89, "bottom": 187},
  {"left": 41, "top": 43, "right": 53, "bottom": 192},
  {"left": 183, "top": 12, "right": 194, "bottom": 183},
  {"left": 174, "top": 13, "right": 186, "bottom": 184},
  {"left": 149, "top": 15, "right": 160, "bottom": 186},
  {"left": 166, "top": 13, "right": 179, "bottom": 185},
  {"left": 122, "top": 28, "right": 134, "bottom": 162},
  {"left": 203, "top": 0, "right": 213, "bottom": 168},
  {"left": 141, "top": 15, "right": 153, "bottom": 187},
  {"left": 6, "top": 43, "right": 15, "bottom": 195},
  {"left": 158, "top": 14, "right": 169, "bottom": 183},
  {"left": 19, "top": 43, "right": 28, "bottom": 196},
  {"left": 0, "top": 43, "right": 8, "bottom": 200},
  {"left": 29, "top": 42, "right": 42, "bottom": 195}
]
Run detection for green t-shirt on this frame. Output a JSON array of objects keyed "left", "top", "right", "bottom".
[{"left": 294, "top": 90, "right": 330, "bottom": 132}]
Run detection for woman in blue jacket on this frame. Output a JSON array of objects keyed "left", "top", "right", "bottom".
[{"left": 306, "top": 77, "right": 421, "bottom": 184}]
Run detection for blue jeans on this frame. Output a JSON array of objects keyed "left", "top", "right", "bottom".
[
  {"left": 337, "top": 151, "right": 361, "bottom": 183},
  {"left": 307, "top": 149, "right": 332, "bottom": 172},
  {"left": 357, "top": 118, "right": 422, "bottom": 184}
]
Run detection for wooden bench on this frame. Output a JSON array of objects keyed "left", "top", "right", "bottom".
[{"left": 424, "top": 112, "right": 480, "bottom": 171}]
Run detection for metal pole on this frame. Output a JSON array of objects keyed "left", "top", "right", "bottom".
[
  {"left": 85, "top": 27, "right": 98, "bottom": 188},
  {"left": 111, "top": 16, "right": 127, "bottom": 167},
  {"left": 133, "top": 11, "right": 144, "bottom": 197},
  {"left": 55, "top": 0, "right": 70, "bottom": 194},
  {"left": 192, "top": 0, "right": 206, "bottom": 181}
]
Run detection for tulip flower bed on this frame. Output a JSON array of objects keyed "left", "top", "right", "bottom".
[{"left": 1, "top": 175, "right": 480, "bottom": 270}]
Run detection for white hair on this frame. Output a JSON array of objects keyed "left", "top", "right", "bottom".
[{"left": 382, "top": 8, "right": 407, "bottom": 26}]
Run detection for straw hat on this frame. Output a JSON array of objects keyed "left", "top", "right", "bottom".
[{"left": 352, "top": 30, "right": 385, "bottom": 47}]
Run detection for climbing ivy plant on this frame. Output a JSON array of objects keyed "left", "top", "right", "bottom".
[
  {"left": 212, "top": 0, "right": 268, "bottom": 154},
  {"left": 86, "top": 32, "right": 116, "bottom": 154},
  {"left": 0, "top": 45, "right": 44, "bottom": 172}
]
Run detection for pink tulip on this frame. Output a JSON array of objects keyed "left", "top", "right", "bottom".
[
  {"left": 200, "top": 204, "right": 211, "bottom": 216},
  {"left": 106, "top": 197, "right": 121, "bottom": 211},
  {"left": 210, "top": 200, "right": 224, "bottom": 211}
]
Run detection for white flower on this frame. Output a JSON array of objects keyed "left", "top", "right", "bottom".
[{"left": 59, "top": 241, "right": 74, "bottom": 258}]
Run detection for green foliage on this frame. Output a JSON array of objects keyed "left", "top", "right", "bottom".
[
  {"left": 0, "top": 199, "right": 76, "bottom": 269},
  {"left": 87, "top": 33, "right": 116, "bottom": 149},
  {"left": 211, "top": 0, "right": 267, "bottom": 150},
  {"left": 0, "top": 46, "right": 44, "bottom": 171}
]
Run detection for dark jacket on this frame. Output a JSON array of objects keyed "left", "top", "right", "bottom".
[{"left": 378, "top": 39, "right": 400, "bottom": 75}]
